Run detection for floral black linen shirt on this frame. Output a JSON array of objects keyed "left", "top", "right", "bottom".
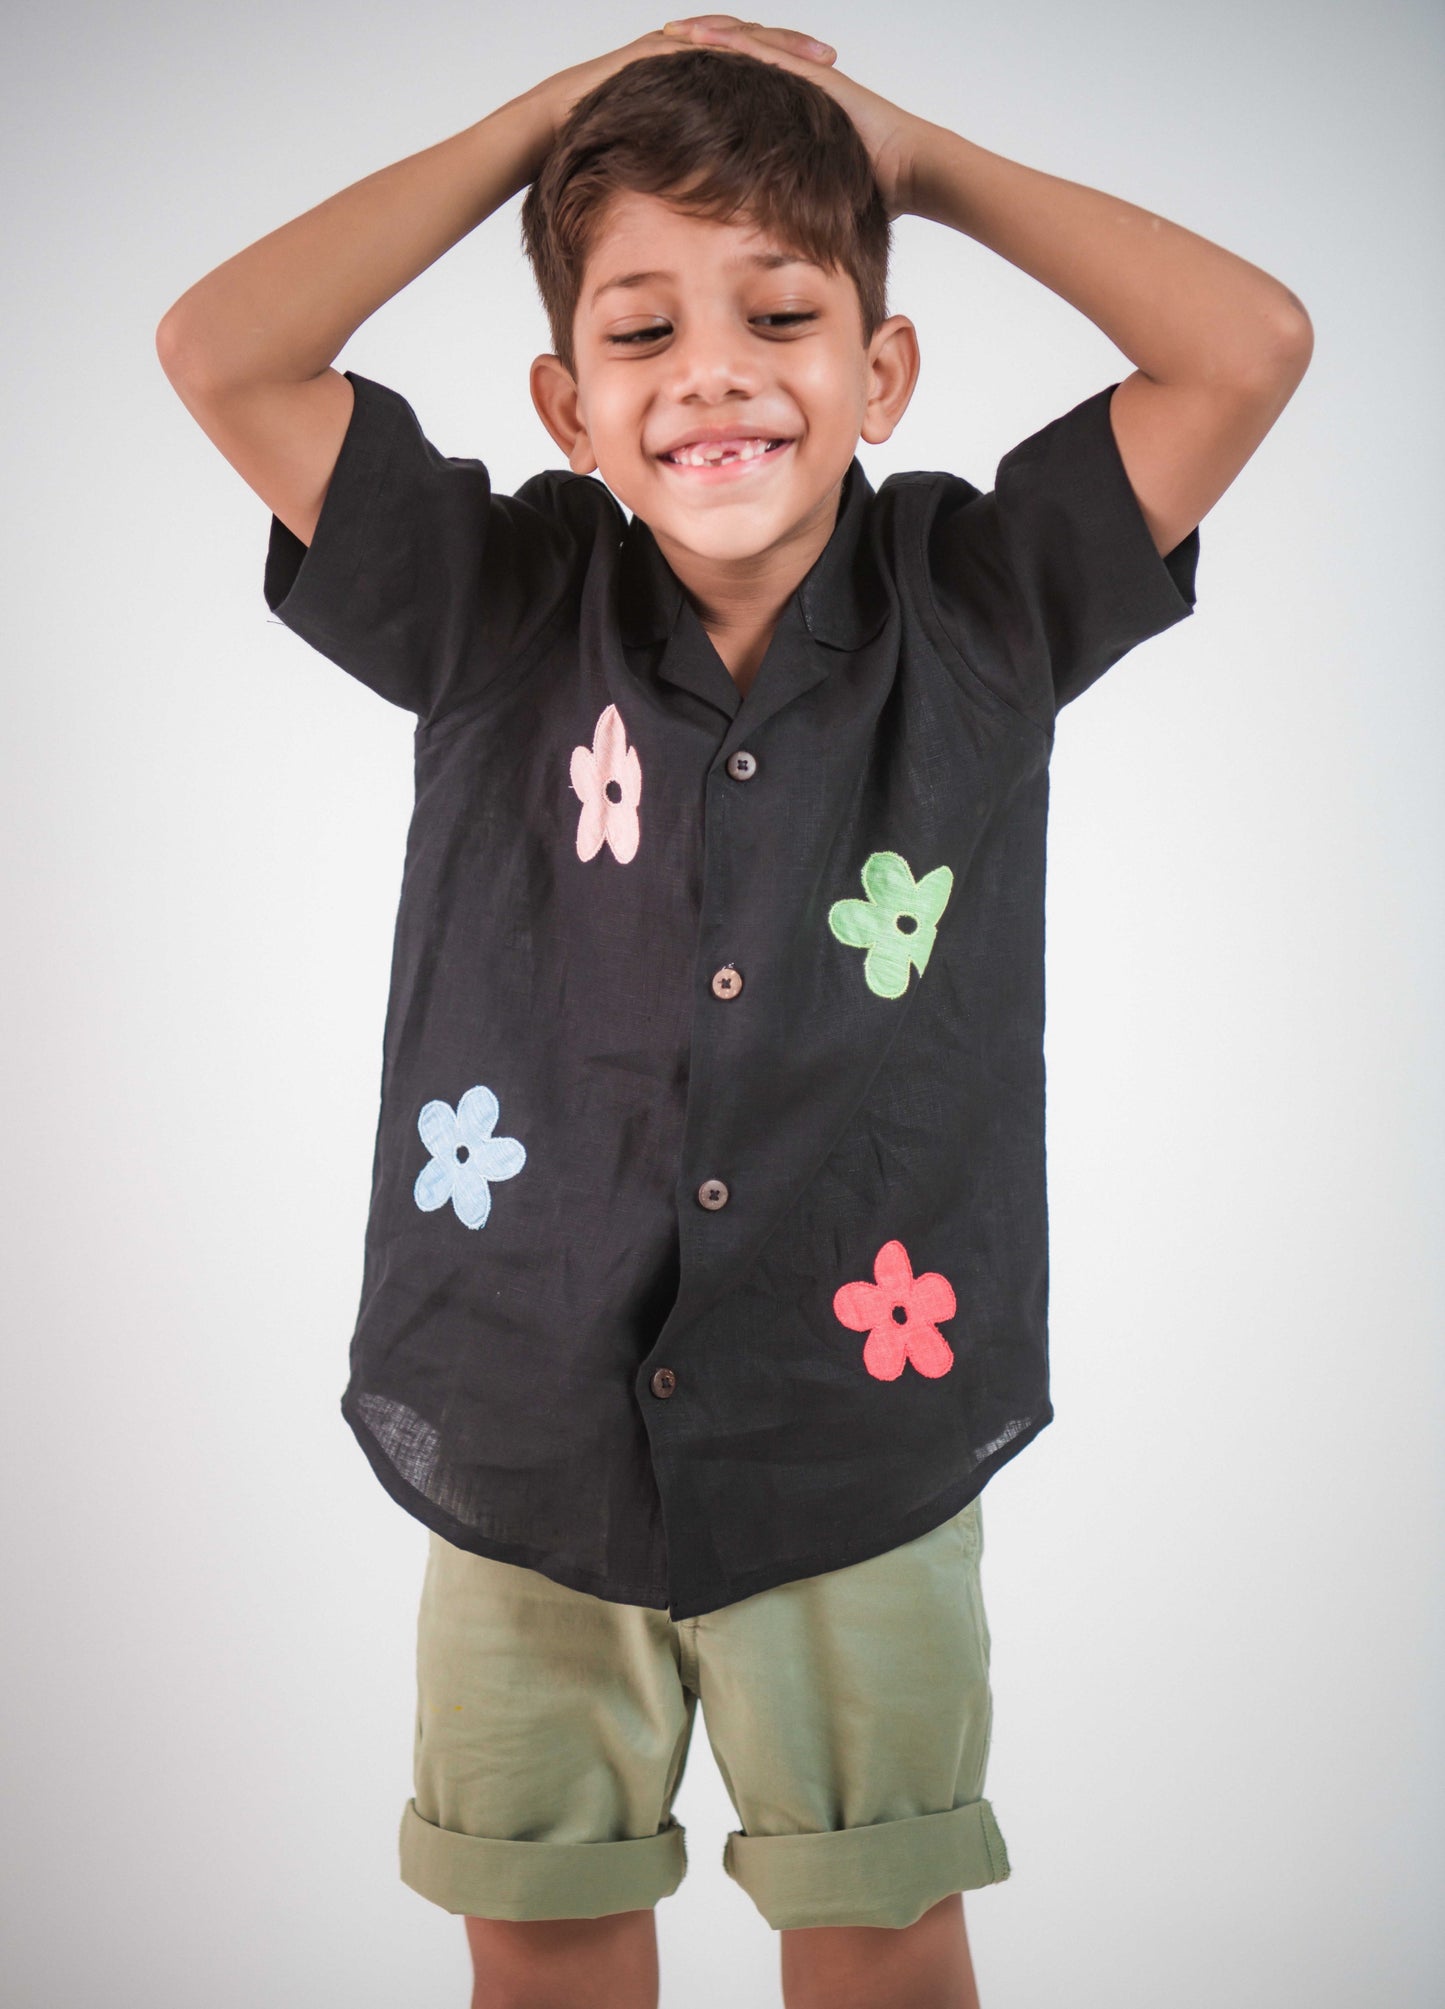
[{"left": 262, "top": 369, "right": 1200, "bottom": 1618}]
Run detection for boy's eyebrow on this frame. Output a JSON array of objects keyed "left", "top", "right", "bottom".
[{"left": 588, "top": 251, "right": 823, "bottom": 309}]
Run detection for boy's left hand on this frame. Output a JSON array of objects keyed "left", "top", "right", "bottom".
[{"left": 660, "top": 17, "right": 924, "bottom": 219}]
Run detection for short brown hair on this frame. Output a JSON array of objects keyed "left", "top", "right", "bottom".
[{"left": 519, "top": 48, "right": 891, "bottom": 379}]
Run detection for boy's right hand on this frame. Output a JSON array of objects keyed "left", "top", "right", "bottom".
[{"left": 534, "top": 23, "right": 836, "bottom": 136}]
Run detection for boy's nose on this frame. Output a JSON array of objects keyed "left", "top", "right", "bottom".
[{"left": 662, "top": 325, "right": 763, "bottom": 398}]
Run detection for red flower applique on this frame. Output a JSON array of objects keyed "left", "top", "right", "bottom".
[{"left": 833, "top": 1238, "right": 958, "bottom": 1382}]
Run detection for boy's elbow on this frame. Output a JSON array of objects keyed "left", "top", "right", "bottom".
[
  {"left": 155, "top": 302, "right": 221, "bottom": 385},
  {"left": 1260, "top": 294, "right": 1315, "bottom": 384},
  {"left": 1223, "top": 302, "right": 1312, "bottom": 405},
  {"left": 1276, "top": 294, "right": 1314, "bottom": 363},
  {"left": 155, "top": 309, "right": 191, "bottom": 381}
]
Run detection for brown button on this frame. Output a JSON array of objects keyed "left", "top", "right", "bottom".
[
  {"left": 710, "top": 964, "right": 743, "bottom": 1000},
  {"left": 697, "top": 1178, "right": 730, "bottom": 1210},
  {"left": 725, "top": 749, "right": 757, "bottom": 781},
  {"left": 650, "top": 1367, "right": 677, "bottom": 1399}
]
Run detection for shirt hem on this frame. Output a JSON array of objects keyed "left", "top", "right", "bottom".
[
  {"left": 339, "top": 1385, "right": 671, "bottom": 1610},
  {"left": 663, "top": 1403, "right": 1056, "bottom": 1620},
  {"left": 340, "top": 1384, "right": 1053, "bottom": 1620}
]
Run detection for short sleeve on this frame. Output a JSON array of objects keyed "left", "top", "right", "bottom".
[
  {"left": 926, "top": 381, "right": 1200, "bottom": 728},
  {"left": 263, "top": 370, "right": 578, "bottom": 729}
]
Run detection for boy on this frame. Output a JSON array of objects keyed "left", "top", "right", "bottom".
[{"left": 156, "top": 19, "right": 1310, "bottom": 2007}]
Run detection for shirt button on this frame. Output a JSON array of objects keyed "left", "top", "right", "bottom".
[
  {"left": 650, "top": 1367, "right": 677, "bottom": 1399},
  {"left": 697, "top": 1178, "right": 730, "bottom": 1210},
  {"left": 710, "top": 964, "right": 743, "bottom": 1000},
  {"left": 725, "top": 749, "right": 757, "bottom": 781}
]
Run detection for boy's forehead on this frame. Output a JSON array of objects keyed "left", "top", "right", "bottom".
[{"left": 584, "top": 192, "right": 814, "bottom": 288}]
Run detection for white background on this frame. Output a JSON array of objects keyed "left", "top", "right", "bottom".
[{"left": 2, "top": 1, "right": 1440, "bottom": 2002}]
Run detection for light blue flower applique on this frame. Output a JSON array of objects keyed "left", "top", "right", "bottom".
[{"left": 413, "top": 1085, "right": 526, "bottom": 1230}]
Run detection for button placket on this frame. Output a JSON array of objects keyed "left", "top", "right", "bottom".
[{"left": 694, "top": 748, "right": 754, "bottom": 1220}]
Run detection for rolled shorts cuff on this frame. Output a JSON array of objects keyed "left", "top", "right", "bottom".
[
  {"left": 398, "top": 1798, "right": 688, "bottom": 1921},
  {"left": 722, "top": 1797, "right": 1010, "bottom": 1931}
]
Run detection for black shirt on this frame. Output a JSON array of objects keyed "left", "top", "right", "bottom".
[{"left": 262, "top": 369, "right": 1200, "bottom": 1619}]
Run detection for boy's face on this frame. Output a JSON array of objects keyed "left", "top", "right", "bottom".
[{"left": 530, "top": 190, "right": 918, "bottom": 570}]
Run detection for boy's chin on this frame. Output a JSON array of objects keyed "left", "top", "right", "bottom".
[
  {"left": 625, "top": 464, "right": 853, "bottom": 560},
  {"left": 641, "top": 505, "right": 805, "bottom": 565}
]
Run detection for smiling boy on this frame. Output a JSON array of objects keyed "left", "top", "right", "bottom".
[
  {"left": 528, "top": 191, "right": 905, "bottom": 700},
  {"left": 157, "top": 18, "right": 1310, "bottom": 2007}
]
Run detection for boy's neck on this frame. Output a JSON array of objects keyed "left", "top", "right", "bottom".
[{"left": 647, "top": 476, "right": 846, "bottom": 698}]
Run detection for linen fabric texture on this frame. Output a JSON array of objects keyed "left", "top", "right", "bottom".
[
  {"left": 262, "top": 369, "right": 1200, "bottom": 1620},
  {"left": 402, "top": 1495, "right": 1005, "bottom": 1929}
]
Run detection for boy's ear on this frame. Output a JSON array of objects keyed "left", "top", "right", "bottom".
[
  {"left": 530, "top": 353, "right": 599, "bottom": 474},
  {"left": 859, "top": 314, "right": 921, "bottom": 448}
]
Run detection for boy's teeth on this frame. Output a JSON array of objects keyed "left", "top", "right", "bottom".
[{"left": 667, "top": 437, "right": 778, "bottom": 466}]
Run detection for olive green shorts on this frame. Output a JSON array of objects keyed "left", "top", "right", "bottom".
[{"left": 399, "top": 1497, "right": 1009, "bottom": 1932}]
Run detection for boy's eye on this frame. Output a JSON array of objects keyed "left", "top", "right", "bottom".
[{"left": 606, "top": 312, "right": 818, "bottom": 347}]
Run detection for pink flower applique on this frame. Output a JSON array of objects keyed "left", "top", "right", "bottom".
[
  {"left": 832, "top": 1238, "right": 958, "bottom": 1382},
  {"left": 570, "top": 702, "right": 642, "bottom": 863}
]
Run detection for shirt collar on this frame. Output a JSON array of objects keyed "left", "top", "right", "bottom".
[{"left": 617, "top": 455, "right": 889, "bottom": 653}]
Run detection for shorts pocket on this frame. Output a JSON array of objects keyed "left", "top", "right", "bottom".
[{"left": 953, "top": 1495, "right": 983, "bottom": 1562}]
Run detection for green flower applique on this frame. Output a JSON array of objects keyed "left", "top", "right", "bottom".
[{"left": 827, "top": 849, "right": 954, "bottom": 999}]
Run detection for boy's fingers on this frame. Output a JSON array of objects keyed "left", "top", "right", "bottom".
[{"left": 662, "top": 18, "right": 836, "bottom": 61}]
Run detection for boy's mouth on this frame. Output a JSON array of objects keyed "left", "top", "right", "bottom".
[{"left": 656, "top": 437, "right": 793, "bottom": 480}]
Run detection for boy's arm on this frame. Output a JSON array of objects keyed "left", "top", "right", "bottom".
[
  {"left": 154, "top": 87, "right": 554, "bottom": 547},
  {"left": 155, "top": 90, "right": 552, "bottom": 395},
  {"left": 901, "top": 123, "right": 1313, "bottom": 558},
  {"left": 662, "top": 18, "right": 1313, "bottom": 558},
  {"left": 156, "top": 26, "right": 825, "bottom": 545}
]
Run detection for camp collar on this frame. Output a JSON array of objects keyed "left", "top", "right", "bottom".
[{"left": 616, "top": 454, "right": 889, "bottom": 654}]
